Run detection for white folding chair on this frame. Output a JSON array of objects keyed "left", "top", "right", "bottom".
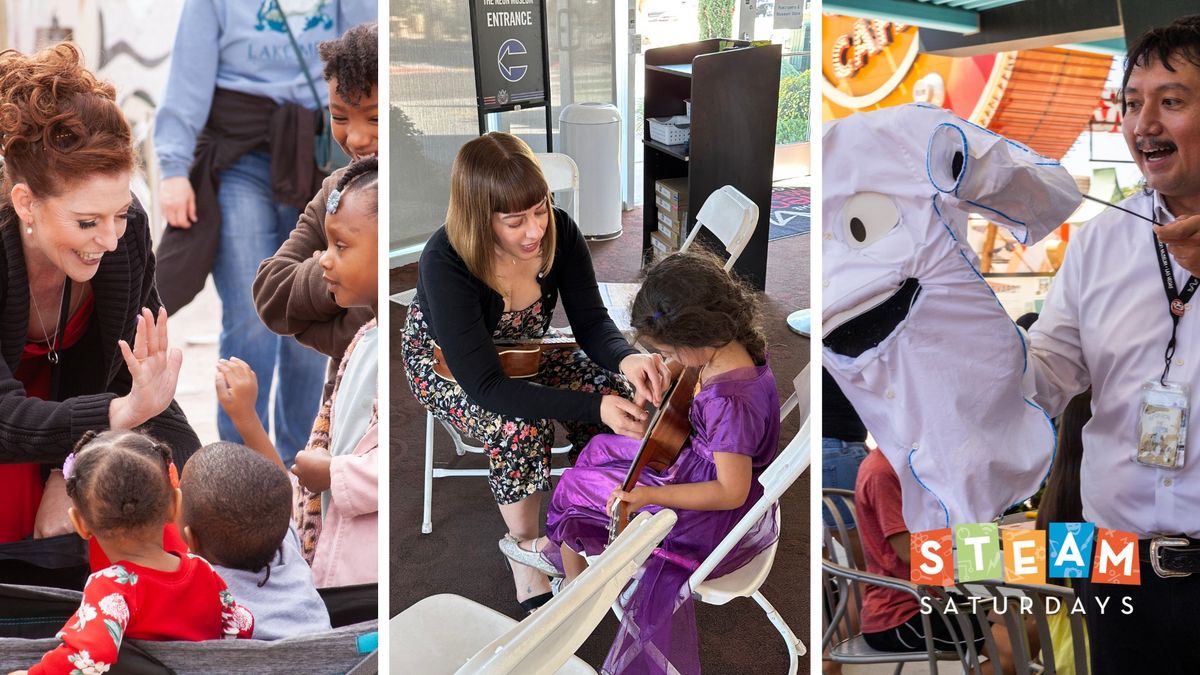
[
  {"left": 680, "top": 184, "right": 759, "bottom": 272},
  {"left": 597, "top": 185, "right": 760, "bottom": 334},
  {"left": 686, "top": 365, "right": 810, "bottom": 674},
  {"left": 535, "top": 152, "right": 581, "bottom": 225},
  {"left": 392, "top": 290, "right": 575, "bottom": 534},
  {"left": 390, "top": 510, "right": 678, "bottom": 675},
  {"left": 779, "top": 368, "right": 808, "bottom": 424}
]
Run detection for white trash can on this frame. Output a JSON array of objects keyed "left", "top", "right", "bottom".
[{"left": 559, "top": 103, "right": 622, "bottom": 240}]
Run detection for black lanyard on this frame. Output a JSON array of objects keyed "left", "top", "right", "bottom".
[{"left": 1154, "top": 230, "right": 1200, "bottom": 384}]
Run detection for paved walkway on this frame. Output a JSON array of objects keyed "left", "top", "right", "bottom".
[{"left": 170, "top": 278, "right": 221, "bottom": 444}]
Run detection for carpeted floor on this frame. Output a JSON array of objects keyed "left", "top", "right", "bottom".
[{"left": 390, "top": 208, "right": 811, "bottom": 673}]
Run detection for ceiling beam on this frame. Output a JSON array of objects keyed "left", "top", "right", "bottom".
[
  {"left": 824, "top": 0, "right": 980, "bottom": 35},
  {"left": 1057, "top": 38, "right": 1126, "bottom": 56},
  {"left": 917, "top": 0, "right": 1200, "bottom": 57},
  {"left": 918, "top": 0, "right": 1121, "bottom": 56}
]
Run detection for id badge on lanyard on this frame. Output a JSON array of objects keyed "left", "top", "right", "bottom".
[
  {"left": 1138, "top": 227, "right": 1198, "bottom": 470},
  {"left": 1136, "top": 380, "right": 1189, "bottom": 469}
]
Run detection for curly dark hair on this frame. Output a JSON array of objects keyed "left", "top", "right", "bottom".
[
  {"left": 335, "top": 155, "right": 378, "bottom": 215},
  {"left": 631, "top": 249, "right": 767, "bottom": 363},
  {"left": 0, "top": 42, "right": 135, "bottom": 202},
  {"left": 319, "top": 22, "right": 377, "bottom": 106},
  {"left": 65, "top": 430, "right": 174, "bottom": 536},
  {"left": 1122, "top": 15, "right": 1200, "bottom": 112},
  {"left": 180, "top": 442, "right": 292, "bottom": 580}
]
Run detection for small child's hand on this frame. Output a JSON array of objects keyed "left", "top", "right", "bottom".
[
  {"left": 215, "top": 357, "right": 258, "bottom": 422},
  {"left": 606, "top": 486, "right": 646, "bottom": 515},
  {"left": 292, "top": 449, "right": 332, "bottom": 493}
]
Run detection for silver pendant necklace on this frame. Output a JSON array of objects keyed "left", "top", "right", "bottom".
[{"left": 29, "top": 279, "right": 66, "bottom": 364}]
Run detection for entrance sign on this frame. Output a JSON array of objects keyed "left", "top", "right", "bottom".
[{"left": 469, "top": 0, "right": 554, "bottom": 148}]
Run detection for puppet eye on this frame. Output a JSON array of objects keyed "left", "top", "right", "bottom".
[{"left": 842, "top": 192, "right": 899, "bottom": 248}]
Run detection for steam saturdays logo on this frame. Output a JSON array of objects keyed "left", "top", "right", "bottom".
[{"left": 911, "top": 523, "right": 1141, "bottom": 587}]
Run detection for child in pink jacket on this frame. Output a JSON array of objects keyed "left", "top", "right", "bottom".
[{"left": 217, "top": 157, "right": 379, "bottom": 588}]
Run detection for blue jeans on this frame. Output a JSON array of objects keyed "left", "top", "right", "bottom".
[
  {"left": 822, "top": 438, "right": 868, "bottom": 528},
  {"left": 213, "top": 152, "right": 327, "bottom": 464}
]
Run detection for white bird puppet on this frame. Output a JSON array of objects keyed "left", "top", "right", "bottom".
[{"left": 822, "top": 104, "right": 1083, "bottom": 532}]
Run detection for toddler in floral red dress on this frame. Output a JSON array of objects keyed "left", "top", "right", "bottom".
[{"left": 14, "top": 430, "right": 253, "bottom": 675}]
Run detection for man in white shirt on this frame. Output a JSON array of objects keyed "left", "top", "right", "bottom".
[{"left": 1029, "top": 15, "right": 1200, "bottom": 673}]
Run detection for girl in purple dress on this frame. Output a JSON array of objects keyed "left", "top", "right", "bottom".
[{"left": 533, "top": 250, "right": 782, "bottom": 674}]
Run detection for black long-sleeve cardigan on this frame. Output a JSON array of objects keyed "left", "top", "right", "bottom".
[
  {"left": 0, "top": 199, "right": 200, "bottom": 468},
  {"left": 414, "top": 209, "right": 638, "bottom": 423}
]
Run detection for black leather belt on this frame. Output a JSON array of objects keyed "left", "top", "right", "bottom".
[{"left": 1142, "top": 536, "right": 1200, "bottom": 578}]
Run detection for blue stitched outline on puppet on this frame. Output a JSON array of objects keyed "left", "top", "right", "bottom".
[
  {"left": 922, "top": 121, "right": 1033, "bottom": 246},
  {"left": 953, "top": 246, "right": 1029, "bottom": 374},
  {"left": 957, "top": 115, "right": 1060, "bottom": 165},
  {"left": 1002, "top": 399, "right": 1058, "bottom": 515},
  {"left": 911, "top": 101, "right": 1060, "bottom": 164},
  {"left": 926, "top": 123, "right": 969, "bottom": 197},
  {"left": 919, "top": 216, "right": 1052, "bottom": 526},
  {"left": 921, "top": 114, "right": 1054, "bottom": 527},
  {"left": 938, "top": 208, "right": 1031, "bottom": 375},
  {"left": 932, "top": 194, "right": 945, "bottom": 223},
  {"left": 908, "top": 445, "right": 951, "bottom": 529},
  {"left": 965, "top": 200, "right": 1031, "bottom": 244}
]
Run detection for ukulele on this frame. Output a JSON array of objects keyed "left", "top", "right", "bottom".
[
  {"left": 607, "top": 361, "right": 700, "bottom": 542},
  {"left": 432, "top": 336, "right": 578, "bottom": 382}
]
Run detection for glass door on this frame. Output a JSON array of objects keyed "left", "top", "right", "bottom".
[{"left": 619, "top": 0, "right": 702, "bottom": 209}]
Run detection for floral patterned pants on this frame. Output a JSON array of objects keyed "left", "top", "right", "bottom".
[{"left": 402, "top": 297, "right": 632, "bottom": 505}]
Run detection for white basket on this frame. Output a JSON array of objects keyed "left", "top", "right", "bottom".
[{"left": 648, "top": 116, "right": 690, "bottom": 146}]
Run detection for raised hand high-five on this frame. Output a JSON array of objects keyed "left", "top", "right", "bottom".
[{"left": 109, "top": 307, "right": 183, "bottom": 430}]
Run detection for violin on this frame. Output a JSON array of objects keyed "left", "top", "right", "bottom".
[
  {"left": 607, "top": 360, "right": 700, "bottom": 542},
  {"left": 432, "top": 336, "right": 578, "bottom": 382}
]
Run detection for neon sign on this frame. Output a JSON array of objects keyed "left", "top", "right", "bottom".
[{"left": 830, "top": 19, "right": 911, "bottom": 79}]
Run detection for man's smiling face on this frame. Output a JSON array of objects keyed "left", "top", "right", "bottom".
[{"left": 1123, "top": 53, "right": 1200, "bottom": 213}]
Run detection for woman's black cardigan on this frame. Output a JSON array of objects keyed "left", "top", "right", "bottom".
[
  {"left": 0, "top": 200, "right": 200, "bottom": 468},
  {"left": 414, "top": 209, "right": 638, "bottom": 423}
]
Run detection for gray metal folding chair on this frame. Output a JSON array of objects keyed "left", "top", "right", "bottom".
[
  {"left": 821, "top": 489, "right": 976, "bottom": 674},
  {"left": 954, "top": 579, "right": 1090, "bottom": 675}
]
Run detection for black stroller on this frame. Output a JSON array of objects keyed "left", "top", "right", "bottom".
[{"left": 0, "top": 582, "right": 378, "bottom": 674}]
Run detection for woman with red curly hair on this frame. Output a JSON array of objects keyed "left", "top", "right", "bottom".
[{"left": 0, "top": 43, "right": 199, "bottom": 589}]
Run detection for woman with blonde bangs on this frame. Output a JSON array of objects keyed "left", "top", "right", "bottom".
[{"left": 401, "top": 132, "right": 669, "bottom": 612}]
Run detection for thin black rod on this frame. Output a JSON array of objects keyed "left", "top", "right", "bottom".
[{"left": 1081, "top": 193, "right": 1161, "bottom": 226}]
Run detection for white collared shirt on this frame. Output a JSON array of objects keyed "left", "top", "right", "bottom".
[{"left": 1030, "top": 189, "right": 1200, "bottom": 538}]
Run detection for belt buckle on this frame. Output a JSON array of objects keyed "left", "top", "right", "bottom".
[{"left": 1150, "top": 536, "right": 1192, "bottom": 578}]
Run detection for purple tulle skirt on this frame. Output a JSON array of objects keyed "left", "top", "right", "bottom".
[{"left": 544, "top": 434, "right": 780, "bottom": 674}]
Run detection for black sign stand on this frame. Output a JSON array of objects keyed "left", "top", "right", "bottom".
[{"left": 468, "top": 0, "right": 554, "bottom": 151}]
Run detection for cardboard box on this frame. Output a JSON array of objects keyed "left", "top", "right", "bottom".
[
  {"left": 656, "top": 218, "right": 679, "bottom": 246},
  {"left": 650, "top": 231, "right": 675, "bottom": 259},
  {"left": 656, "top": 210, "right": 687, "bottom": 246},
  {"left": 657, "top": 206, "right": 688, "bottom": 228},
  {"left": 655, "top": 177, "right": 689, "bottom": 206},
  {"left": 655, "top": 194, "right": 688, "bottom": 220}
]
